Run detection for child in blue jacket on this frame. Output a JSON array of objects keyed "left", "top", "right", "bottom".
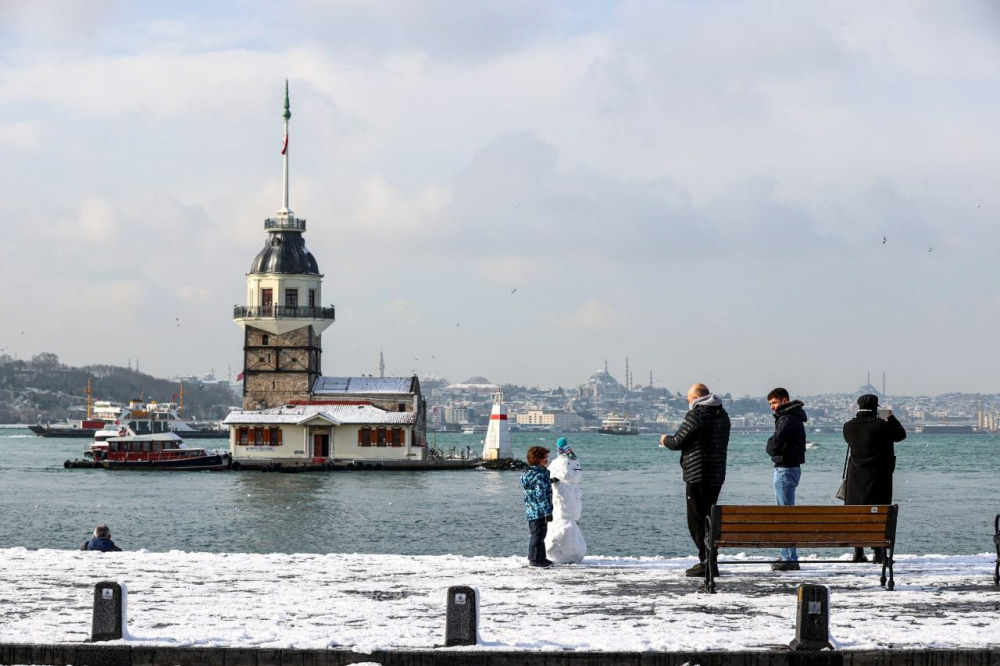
[{"left": 520, "top": 446, "right": 554, "bottom": 568}]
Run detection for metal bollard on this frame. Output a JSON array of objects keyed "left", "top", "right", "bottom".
[
  {"left": 789, "top": 584, "right": 832, "bottom": 651},
  {"left": 91, "top": 581, "right": 127, "bottom": 642},
  {"left": 445, "top": 585, "right": 478, "bottom": 647}
]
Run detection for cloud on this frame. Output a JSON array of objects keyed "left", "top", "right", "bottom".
[
  {"left": 553, "top": 298, "right": 628, "bottom": 331},
  {"left": 0, "top": 122, "right": 42, "bottom": 152}
]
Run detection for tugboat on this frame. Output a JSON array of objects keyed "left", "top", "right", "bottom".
[
  {"left": 72, "top": 421, "right": 229, "bottom": 471},
  {"left": 599, "top": 413, "right": 639, "bottom": 435}
]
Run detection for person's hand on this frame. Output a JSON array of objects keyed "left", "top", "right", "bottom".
[
  {"left": 545, "top": 514, "right": 553, "bottom": 523},
  {"left": 659, "top": 434, "right": 668, "bottom": 447}
]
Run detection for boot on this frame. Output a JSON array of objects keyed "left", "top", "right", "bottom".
[
  {"left": 873, "top": 548, "right": 885, "bottom": 564},
  {"left": 852, "top": 547, "right": 868, "bottom": 563},
  {"left": 685, "top": 562, "right": 705, "bottom": 577}
]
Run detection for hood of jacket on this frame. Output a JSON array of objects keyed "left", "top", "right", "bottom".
[
  {"left": 691, "top": 393, "right": 724, "bottom": 409},
  {"left": 774, "top": 400, "right": 808, "bottom": 423}
]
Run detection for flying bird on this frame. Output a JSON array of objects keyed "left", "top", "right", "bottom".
[
  {"left": 928, "top": 247, "right": 933, "bottom": 253},
  {"left": 882, "top": 237, "right": 886, "bottom": 245},
  {"left": 510, "top": 288, "right": 517, "bottom": 294}
]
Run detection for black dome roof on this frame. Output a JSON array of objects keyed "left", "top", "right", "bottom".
[{"left": 249, "top": 232, "right": 320, "bottom": 275}]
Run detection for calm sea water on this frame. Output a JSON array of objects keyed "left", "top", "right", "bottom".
[{"left": 0, "top": 428, "right": 997, "bottom": 556}]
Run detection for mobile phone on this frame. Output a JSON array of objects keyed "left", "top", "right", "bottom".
[{"left": 877, "top": 408, "right": 892, "bottom": 419}]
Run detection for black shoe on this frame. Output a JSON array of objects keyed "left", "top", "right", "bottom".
[
  {"left": 852, "top": 548, "right": 869, "bottom": 563},
  {"left": 686, "top": 562, "right": 706, "bottom": 577},
  {"left": 542, "top": 558, "right": 554, "bottom": 566},
  {"left": 711, "top": 563, "right": 720, "bottom": 578},
  {"left": 528, "top": 561, "right": 552, "bottom": 568},
  {"left": 771, "top": 561, "right": 801, "bottom": 571}
]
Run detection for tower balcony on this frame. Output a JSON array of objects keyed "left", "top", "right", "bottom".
[
  {"left": 264, "top": 216, "right": 306, "bottom": 231},
  {"left": 233, "top": 305, "right": 335, "bottom": 336}
]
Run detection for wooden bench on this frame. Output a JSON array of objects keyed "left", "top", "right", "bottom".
[{"left": 704, "top": 504, "right": 899, "bottom": 593}]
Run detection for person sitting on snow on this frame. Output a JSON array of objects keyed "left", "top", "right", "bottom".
[{"left": 80, "top": 525, "right": 122, "bottom": 552}]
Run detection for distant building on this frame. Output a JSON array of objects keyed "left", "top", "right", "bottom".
[
  {"left": 444, "top": 406, "right": 475, "bottom": 424},
  {"left": 577, "top": 367, "right": 624, "bottom": 400},
  {"left": 515, "top": 409, "right": 585, "bottom": 429}
]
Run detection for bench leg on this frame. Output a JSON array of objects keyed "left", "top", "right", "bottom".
[{"left": 881, "top": 546, "right": 895, "bottom": 591}]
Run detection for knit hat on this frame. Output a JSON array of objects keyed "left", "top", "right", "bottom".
[
  {"left": 556, "top": 437, "right": 577, "bottom": 460},
  {"left": 857, "top": 394, "right": 879, "bottom": 411}
]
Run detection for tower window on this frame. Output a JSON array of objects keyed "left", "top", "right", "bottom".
[
  {"left": 309, "top": 290, "right": 316, "bottom": 307},
  {"left": 285, "top": 289, "right": 298, "bottom": 308},
  {"left": 262, "top": 335, "right": 269, "bottom": 346}
]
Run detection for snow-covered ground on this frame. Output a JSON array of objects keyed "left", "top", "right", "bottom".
[{"left": 1, "top": 548, "right": 998, "bottom": 652}]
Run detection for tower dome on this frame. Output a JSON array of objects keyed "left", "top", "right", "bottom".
[{"left": 249, "top": 232, "right": 320, "bottom": 275}]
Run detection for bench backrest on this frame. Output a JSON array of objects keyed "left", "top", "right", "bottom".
[{"left": 710, "top": 505, "right": 898, "bottom": 549}]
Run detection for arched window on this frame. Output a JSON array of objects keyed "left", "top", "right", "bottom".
[
  {"left": 376, "top": 427, "right": 387, "bottom": 446},
  {"left": 359, "top": 427, "right": 372, "bottom": 447}
]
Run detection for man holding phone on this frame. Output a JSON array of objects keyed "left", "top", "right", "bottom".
[{"left": 842, "top": 393, "right": 907, "bottom": 562}]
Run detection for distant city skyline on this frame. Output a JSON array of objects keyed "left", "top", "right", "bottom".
[{"left": 2, "top": 2, "right": 1000, "bottom": 396}]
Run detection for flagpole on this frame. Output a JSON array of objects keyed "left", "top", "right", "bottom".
[{"left": 282, "top": 80, "right": 291, "bottom": 212}]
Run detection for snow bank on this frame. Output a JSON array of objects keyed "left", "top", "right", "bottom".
[{"left": 0, "top": 548, "right": 998, "bottom": 651}]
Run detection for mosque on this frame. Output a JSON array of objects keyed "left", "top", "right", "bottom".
[{"left": 223, "top": 84, "right": 427, "bottom": 466}]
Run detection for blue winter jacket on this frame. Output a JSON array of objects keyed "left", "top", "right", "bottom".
[
  {"left": 520, "top": 465, "right": 553, "bottom": 521},
  {"left": 81, "top": 537, "right": 122, "bottom": 552}
]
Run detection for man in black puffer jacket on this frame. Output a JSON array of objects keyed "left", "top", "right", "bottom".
[
  {"left": 765, "top": 388, "right": 807, "bottom": 571},
  {"left": 660, "top": 383, "right": 731, "bottom": 577}
]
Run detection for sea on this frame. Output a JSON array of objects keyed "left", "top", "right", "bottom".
[{"left": 0, "top": 428, "right": 996, "bottom": 557}]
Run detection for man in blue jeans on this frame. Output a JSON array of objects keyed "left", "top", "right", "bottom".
[{"left": 766, "top": 388, "right": 807, "bottom": 571}]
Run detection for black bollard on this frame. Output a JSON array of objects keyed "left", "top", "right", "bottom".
[
  {"left": 445, "top": 585, "right": 478, "bottom": 647},
  {"left": 789, "top": 584, "right": 832, "bottom": 651},
  {"left": 91, "top": 581, "right": 126, "bottom": 642}
]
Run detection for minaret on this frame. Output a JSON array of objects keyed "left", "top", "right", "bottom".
[
  {"left": 379, "top": 351, "right": 385, "bottom": 378},
  {"left": 234, "top": 81, "right": 335, "bottom": 410}
]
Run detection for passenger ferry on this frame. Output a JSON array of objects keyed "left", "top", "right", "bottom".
[
  {"left": 599, "top": 413, "right": 639, "bottom": 435},
  {"left": 84, "top": 421, "right": 229, "bottom": 471}
]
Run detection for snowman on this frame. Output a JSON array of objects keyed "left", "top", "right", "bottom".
[{"left": 544, "top": 437, "right": 587, "bottom": 563}]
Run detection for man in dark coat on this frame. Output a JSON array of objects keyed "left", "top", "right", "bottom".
[
  {"left": 843, "top": 393, "right": 906, "bottom": 562},
  {"left": 765, "top": 388, "right": 807, "bottom": 571},
  {"left": 80, "top": 525, "right": 122, "bottom": 552},
  {"left": 660, "top": 383, "right": 731, "bottom": 577}
]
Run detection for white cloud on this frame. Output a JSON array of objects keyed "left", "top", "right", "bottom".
[{"left": 0, "top": 122, "right": 42, "bottom": 152}]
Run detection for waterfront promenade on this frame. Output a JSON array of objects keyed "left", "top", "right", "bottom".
[{"left": 1, "top": 548, "right": 998, "bottom": 653}]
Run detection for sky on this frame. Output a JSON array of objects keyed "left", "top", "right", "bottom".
[{"left": 1, "top": 0, "right": 999, "bottom": 396}]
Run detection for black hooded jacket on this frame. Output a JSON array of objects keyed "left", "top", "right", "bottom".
[
  {"left": 765, "top": 400, "right": 807, "bottom": 467},
  {"left": 663, "top": 394, "right": 731, "bottom": 486}
]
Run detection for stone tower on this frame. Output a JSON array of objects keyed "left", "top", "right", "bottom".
[{"left": 234, "top": 81, "right": 335, "bottom": 409}]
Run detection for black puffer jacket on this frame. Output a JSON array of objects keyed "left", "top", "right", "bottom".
[
  {"left": 663, "top": 394, "right": 731, "bottom": 485},
  {"left": 766, "top": 400, "right": 807, "bottom": 467}
]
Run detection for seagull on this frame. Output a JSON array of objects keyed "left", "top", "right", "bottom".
[
  {"left": 511, "top": 288, "right": 517, "bottom": 294},
  {"left": 977, "top": 203, "right": 981, "bottom": 209},
  {"left": 882, "top": 237, "right": 886, "bottom": 245},
  {"left": 431, "top": 355, "right": 436, "bottom": 359},
  {"left": 928, "top": 247, "right": 933, "bottom": 253}
]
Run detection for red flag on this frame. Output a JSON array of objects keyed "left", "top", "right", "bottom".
[
  {"left": 237, "top": 372, "right": 245, "bottom": 381},
  {"left": 281, "top": 130, "right": 288, "bottom": 155}
]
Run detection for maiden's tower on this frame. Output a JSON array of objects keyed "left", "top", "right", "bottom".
[
  {"left": 234, "top": 82, "right": 333, "bottom": 410},
  {"left": 226, "top": 83, "right": 428, "bottom": 467}
]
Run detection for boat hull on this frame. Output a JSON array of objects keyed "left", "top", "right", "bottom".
[
  {"left": 598, "top": 428, "right": 639, "bottom": 435},
  {"left": 30, "top": 426, "right": 99, "bottom": 438},
  {"left": 101, "top": 454, "right": 229, "bottom": 471}
]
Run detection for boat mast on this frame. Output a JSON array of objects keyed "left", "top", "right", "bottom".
[
  {"left": 84, "top": 379, "right": 92, "bottom": 419},
  {"left": 179, "top": 381, "right": 184, "bottom": 417}
]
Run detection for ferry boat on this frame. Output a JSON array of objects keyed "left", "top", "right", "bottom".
[
  {"left": 30, "top": 381, "right": 226, "bottom": 439},
  {"left": 599, "top": 413, "right": 639, "bottom": 435},
  {"left": 85, "top": 422, "right": 229, "bottom": 471}
]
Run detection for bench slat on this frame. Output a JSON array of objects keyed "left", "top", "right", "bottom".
[
  {"left": 721, "top": 514, "right": 890, "bottom": 525},
  {"left": 720, "top": 505, "right": 890, "bottom": 515},
  {"left": 717, "top": 540, "right": 891, "bottom": 548},
  {"left": 720, "top": 523, "right": 887, "bottom": 534},
  {"left": 717, "top": 531, "right": 891, "bottom": 545}
]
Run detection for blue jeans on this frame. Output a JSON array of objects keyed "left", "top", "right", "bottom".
[{"left": 773, "top": 466, "right": 801, "bottom": 561}]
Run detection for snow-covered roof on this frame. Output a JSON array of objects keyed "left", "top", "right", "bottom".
[
  {"left": 312, "top": 376, "right": 417, "bottom": 395},
  {"left": 224, "top": 403, "right": 417, "bottom": 427}
]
